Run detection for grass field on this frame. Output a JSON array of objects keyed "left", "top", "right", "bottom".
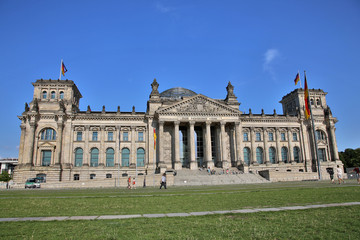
[{"left": 0, "top": 180, "right": 359, "bottom": 239}]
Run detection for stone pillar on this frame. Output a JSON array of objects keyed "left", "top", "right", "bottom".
[
  {"left": 100, "top": 126, "right": 106, "bottom": 166},
  {"left": 18, "top": 123, "right": 26, "bottom": 165},
  {"left": 220, "top": 121, "right": 230, "bottom": 168},
  {"left": 174, "top": 121, "right": 182, "bottom": 170},
  {"left": 189, "top": 121, "right": 197, "bottom": 169},
  {"left": 27, "top": 121, "right": 36, "bottom": 166},
  {"left": 115, "top": 126, "right": 120, "bottom": 167},
  {"left": 205, "top": 121, "right": 214, "bottom": 169},
  {"left": 55, "top": 121, "right": 64, "bottom": 165},
  {"left": 130, "top": 126, "right": 136, "bottom": 167},
  {"left": 275, "top": 127, "right": 282, "bottom": 164},
  {"left": 329, "top": 125, "right": 339, "bottom": 161},
  {"left": 250, "top": 127, "right": 256, "bottom": 165},
  {"left": 263, "top": 128, "right": 269, "bottom": 164},
  {"left": 158, "top": 121, "right": 166, "bottom": 170},
  {"left": 287, "top": 128, "right": 293, "bottom": 163},
  {"left": 235, "top": 123, "right": 242, "bottom": 166},
  {"left": 84, "top": 125, "right": 90, "bottom": 166}
]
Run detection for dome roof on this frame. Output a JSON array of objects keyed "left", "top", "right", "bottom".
[{"left": 160, "top": 87, "right": 197, "bottom": 99}]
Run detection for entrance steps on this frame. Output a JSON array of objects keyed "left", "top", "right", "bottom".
[{"left": 173, "top": 168, "right": 269, "bottom": 186}]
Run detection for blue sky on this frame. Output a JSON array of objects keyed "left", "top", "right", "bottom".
[{"left": 0, "top": 0, "right": 359, "bottom": 158}]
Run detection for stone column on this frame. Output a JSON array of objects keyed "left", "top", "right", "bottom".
[
  {"left": 263, "top": 128, "right": 269, "bottom": 164},
  {"left": 174, "top": 121, "right": 182, "bottom": 170},
  {"left": 287, "top": 127, "right": 293, "bottom": 163},
  {"left": 250, "top": 127, "right": 256, "bottom": 164},
  {"left": 189, "top": 121, "right": 197, "bottom": 169},
  {"left": 18, "top": 123, "right": 26, "bottom": 165},
  {"left": 100, "top": 126, "right": 106, "bottom": 166},
  {"left": 130, "top": 126, "right": 136, "bottom": 167},
  {"left": 158, "top": 121, "right": 166, "bottom": 168},
  {"left": 27, "top": 121, "right": 36, "bottom": 166},
  {"left": 235, "top": 123, "right": 242, "bottom": 166},
  {"left": 220, "top": 121, "right": 229, "bottom": 168},
  {"left": 84, "top": 125, "right": 90, "bottom": 166},
  {"left": 275, "top": 127, "right": 282, "bottom": 163},
  {"left": 115, "top": 126, "right": 120, "bottom": 167},
  {"left": 55, "top": 121, "right": 64, "bottom": 165},
  {"left": 329, "top": 125, "right": 340, "bottom": 161},
  {"left": 205, "top": 121, "right": 214, "bottom": 168}
]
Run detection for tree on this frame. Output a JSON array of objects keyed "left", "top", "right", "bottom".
[
  {"left": 0, "top": 171, "right": 12, "bottom": 189},
  {"left": 339, "top": 148, "right": 360, "bottom": 169}
]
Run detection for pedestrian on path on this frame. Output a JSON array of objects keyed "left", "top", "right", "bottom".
[
  {"left": 127, "top": 176, "right": 131, "bottom": 189},
  {"left": 336, "top": 165, "right": 344, "bottom": 184},
  {"left": 160, "top": 173, "right": 167, "bottom": 189},
  {"left": 326, "top": 168, "right": 335, "bottom": 183},
  {"left": 132, "top": 177, "right": 136, "bottom": 189},
  {"left": 352, "top": 166, "right": 360, "bottom": 184}
]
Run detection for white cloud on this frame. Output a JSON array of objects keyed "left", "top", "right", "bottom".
[
  {"left": 263, "top": 48, "right": 280, "bottom": 79},
  {"left": 156, "top": 2, "right": 173, "bottom": 13}
]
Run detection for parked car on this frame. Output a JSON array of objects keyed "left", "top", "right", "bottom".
[{"left": 25, "top": 178, "right": 41, "bottom": 189}]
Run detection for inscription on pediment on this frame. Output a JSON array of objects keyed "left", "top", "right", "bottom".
[{"left": 161, "top": 96, "right": 238, "bottom": 114}]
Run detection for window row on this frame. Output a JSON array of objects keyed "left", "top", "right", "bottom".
[
  {"left": 42, "top": 90, "right": 64, "bottom": 99},
  {"left": 76, "top": 131, "right": 144, "bottom": 142},
  {"left": 73, "top": 173, "right": 113, "bottom": 181},
  {"left": 74, "top": 147, "right": 145, "bottom": 167},
  {"left": 243, "top": 146, "right": 301, "bottom": 165},
  {"left": 243, "top": 132, "right": 298, "bottom": 142}
]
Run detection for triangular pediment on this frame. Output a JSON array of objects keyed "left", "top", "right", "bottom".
[{"left": 157, "top": 94, "right": 240, "bottom": 115}]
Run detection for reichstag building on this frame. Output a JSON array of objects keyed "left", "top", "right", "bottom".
[{"left": 14, "top": 78, "right": 341, "bottom": 186}]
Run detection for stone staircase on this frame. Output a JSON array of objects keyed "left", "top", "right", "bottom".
[{"left": 173, "top": 168, "right": 269, "bottom": 186}]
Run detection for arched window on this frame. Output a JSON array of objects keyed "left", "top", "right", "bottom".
[
  {"left": 293, "top": 146, "right": 300, "bottom": 163},
  {"left": 42, "top": 91, "right": 47, "bottom": 99},
  {"left": 51, "top": 91, "right": 56, "bottom": 99},
  {"left": 90, "top": 148, "right": 99, "bottom": 167},
  {"left": 137, "top": 148, "right": 145, "bottom": 167},
  {"left": 256, "top": 147, "right": 263, "bottom": 164},
  {"left": 106, "top": 148, "right": 114, "bottom": 167},
  {"left": 316, "top": 98, "right": 321, "bottom": 106},
  {"left": 40, "top": 128, "right": 56, "bottom": 140},
  {"left": 122, "top": 148, "right": 130, "bottom": 167},
  {"left": 75, "top": 148, "right": 83, "bottom": 167},
  {"left": 269, "top": 147, "right": 276, "bottom": 164},
  {"left": 243, "top": 147, "right": 251, "bottom": 166},
  {"left": 281, "top": 147, "right": 288, "bottom": 163},
  {"left": 59, "top": 91, "right": 64, "bottom": 99}
]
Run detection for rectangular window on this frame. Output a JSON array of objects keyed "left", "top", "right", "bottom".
[
  {"left": 108, "top": 132, "right": 113, "bottom": 141},
  {"left": 243, "top": 133, "right": 249, "bottom": 141},
  {"left": 293, "top": 132, "right": 298, "bottom": 141},
  {"left": 138, "top": 132, "right": 144, "bottom": 141},
  {"left": 268, "top": 132, "right": 274, "bottom": 141},
  {"left": 123, "top": 132, "right": 128, "bottom": 141},
  {"left": 281, "top": 133, "right": 286, "bottom": 141},
  {"left": 318, "top": 148, "right": 326, "bottom": 161},
  {"left": 76, "top": 132, "right": 82, "bottom": 141},
  {"left": 42, "top": 150, "right": 51, "bottom": 166},
  {"left": 92, "top": 132, "right": 98, "bottom": 141},
  {"left": 256, "top": 132, "right": 261, "bottom": 141}
]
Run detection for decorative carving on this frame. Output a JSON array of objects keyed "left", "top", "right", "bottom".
[
  {"left": 31, "top": 98, "right": 39, "bottom": 112},
  {"left": 132, "top": 106, "right": 135, "bottom": 114},
  {"left": 117, "top": 106, "right": 120, "bottom": 113},
  {"left": 102, "top": 105, "right": 105, "bottom": 113},
  {"left": 59, "top": 100, "right": 65, "bottom": 112},
  {"left": 87, "top": 105, "right": 91, "bottom": 113},
  {"left": 226, "top": 81, "right": 235, "bottom": 98},
  {"left": 24, "top": 102, "right": 29, "bottom": 112}
]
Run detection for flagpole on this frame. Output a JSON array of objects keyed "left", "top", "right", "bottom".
[
  {"left": 59, "top": 59, "right": 63, "bottom": 80},
  {"left": 298, "top": 70, "right": 302, "bottom": 88},
  {"left": 304, "top": 71, "right": 321, "bottom": 180}
]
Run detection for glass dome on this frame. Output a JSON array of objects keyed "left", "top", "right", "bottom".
[{"left": 160, "top": 87, "right": 197, "bottom": 99}]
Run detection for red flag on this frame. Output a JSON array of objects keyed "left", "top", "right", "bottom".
[
  {"left": 304, "top": 73, "right": 310, "bottom": 119},
  {"left": 294, "top": 72, "right": 300, "bottom": 85},
  {"left": 153, "top": 128, "right": 157, "bottom": 150}
]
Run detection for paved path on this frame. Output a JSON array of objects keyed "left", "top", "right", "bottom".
[{"left": 1, "top": 202, "right": 359, "bottom": 222}]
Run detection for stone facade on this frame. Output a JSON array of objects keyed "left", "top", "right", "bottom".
[{"left": 13, "top": 78, "right": 341, "bottom": 186}]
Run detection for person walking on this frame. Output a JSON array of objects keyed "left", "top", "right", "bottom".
[
  {"left": 352, "top": 166, "right": 360, "bottom": 184},
  {"left": 326, "top": 168, "right": 335, "bottom": 183},
  {"left": 336, "top": 165, "right": 344, "bottom": 184},
  {"left": 127, "top": 176, "right": 131, "bottom": 189},
  {"left": 160, "top": 173, "right": 167, "bottom": 189},
  {"left": 132, "top": 177, "right": 136, "bottom": 189}
]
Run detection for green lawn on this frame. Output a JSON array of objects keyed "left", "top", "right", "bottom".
[{"left": 0, "top": 181, "right": 359, "bottom": 239}]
